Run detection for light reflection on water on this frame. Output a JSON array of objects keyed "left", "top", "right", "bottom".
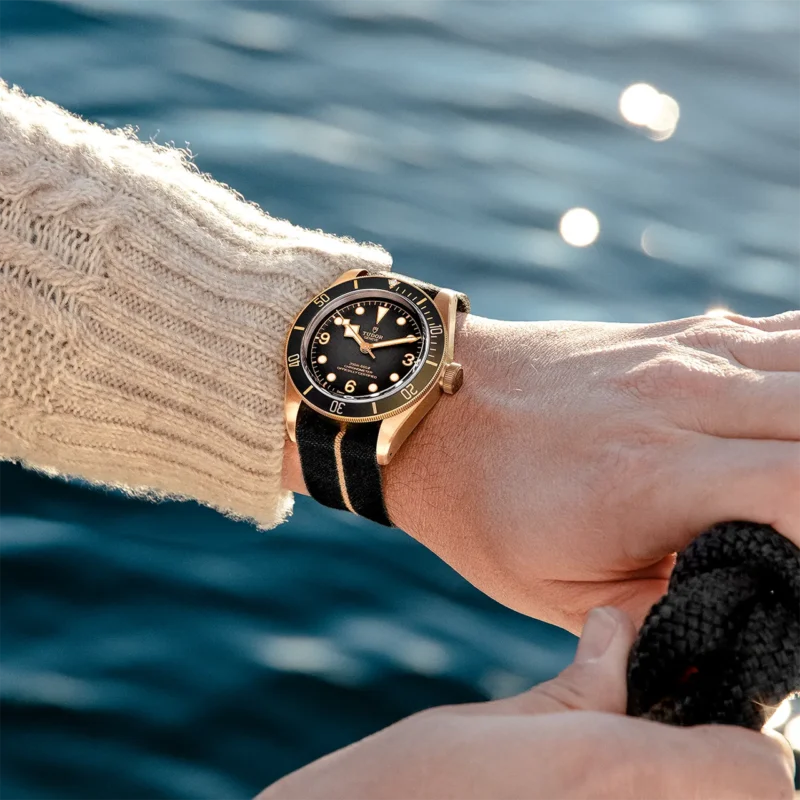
[{"left": 1, "top": 1, "right": 798, "bottom": 797}]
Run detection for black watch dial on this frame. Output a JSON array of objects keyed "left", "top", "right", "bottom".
[
  {"left": 286, "top": 275, "right": 447, "bottom": 421},
  {"left": 306, "top": 296, "right": 426, "bottom": 399}
]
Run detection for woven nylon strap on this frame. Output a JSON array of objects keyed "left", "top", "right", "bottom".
[{"left": 627, "top": 521, "right": 800, "bottom": 729}]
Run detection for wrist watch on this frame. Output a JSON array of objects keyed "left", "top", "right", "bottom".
[{"left": 284, "top": 269, "right": 469, "bottom": 527}]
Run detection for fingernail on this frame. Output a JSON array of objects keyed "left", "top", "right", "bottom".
[{"left": 576, "top": 607, "right": 622, "bottom": 664}]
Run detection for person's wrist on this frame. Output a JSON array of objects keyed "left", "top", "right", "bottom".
[
  {"left": 282, "top": 436, "right": 306, "bottom": 496},
  {"left": 384, "top": 314, "right": 499, "bottom": 558},
  {"left": 282, "top": 313, "right": 514, "bottom": 590},
  {"left": 385, "top": 315, "right": 563, "bottom": 623}
]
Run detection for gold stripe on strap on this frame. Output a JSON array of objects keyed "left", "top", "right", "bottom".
[{"left": 333, "top": 426, "right": 357, "bottom": 515}]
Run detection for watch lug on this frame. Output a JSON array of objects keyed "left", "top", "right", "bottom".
[
  {"left": 285, "top": 376, "right": 302, "bottom": 443},
  {"left": 331, "top": 268, "right": 369, "bottom": 286},
  {"left": 377, "top": 288, "right": 459, "bottom": 465},
  {"left": 433, "top": 288, "right": 458, "bottom": 363},
  {"left": 376, "top": 385, "right": 441, "bottom": 465}
]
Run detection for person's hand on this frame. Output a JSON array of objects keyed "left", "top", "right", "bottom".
[
  {"left": 384, "top": 310, "right": 800, "bottom": 631},
  {"left": 258, "top": 607, "right": 795, "bottom": 799}
]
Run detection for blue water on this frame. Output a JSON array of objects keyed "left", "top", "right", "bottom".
[{"left": 1, "top": 1, "right": 798, "bottom": 797}]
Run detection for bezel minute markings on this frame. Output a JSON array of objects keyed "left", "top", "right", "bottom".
[{"left": 285, "top": 276, "right": 446, "bottom": 422}]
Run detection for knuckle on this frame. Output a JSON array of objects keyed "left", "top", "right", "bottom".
[
  {"left": 676, "top": 318, "right": 736, "bottom": 351},
  {"left": 615, "top": 354, "right": 706, "bottom": 403},
  {"left": 721, "top": 312, "right": 756, "bottom": 326},
  {"left": 720, "top": 335, "right": 764, "bottom": 370},
  {"left": 531, "top": 670, "right": 593, "bottom": 712},
  {"left": 676, "top": 318, "right": 774, "bottom": 366}
]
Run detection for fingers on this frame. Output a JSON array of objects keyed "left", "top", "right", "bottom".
[
  {"left": 524, "top": 712, "right": 796, "bottom": 800},
  {"left": 671, "top": 310, "right": 800, "bottom": 373},
  {"left": 676, "top": 725, "right": 796, "bottom": 799},
  {"left": 724, "top": 309, "right": 800, "bottom": 333},
  {"left": 509, "top": 607, "right": 637, "bottom": 716},
  {"left": 614, "top": 718, "right": 796, "bottom": 799},
  {"left": 620, "top": 339, "right": 799, "bottom": 441},
  {"left": 683, "top": 368, "right": 800, "bottom": 441},
  {"left": 677, "top": 437, "right": 800, "bottom": 548},
  {"left": 727, "top": 329, "right": 800, "bottom": 372}
]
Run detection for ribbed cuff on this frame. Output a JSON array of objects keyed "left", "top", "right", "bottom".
[{"left": 0, "top": 81, "right": 391, "bottom": 528}]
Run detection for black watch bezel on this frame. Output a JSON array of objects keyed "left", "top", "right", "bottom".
[{"left": 285, "top": 275, "right": 446, "bottom": 422}]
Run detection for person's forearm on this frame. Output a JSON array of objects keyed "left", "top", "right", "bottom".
[{"left": 0, "top": 81, "right": 390, "bottom": 528}]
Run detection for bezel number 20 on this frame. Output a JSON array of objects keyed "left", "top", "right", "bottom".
[{"left": 400, "top": 383, "right": 417, "bottom": 401}]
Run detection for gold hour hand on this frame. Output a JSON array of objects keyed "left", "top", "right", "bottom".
[
  {"left": 368, "top": 335, "right": 419, "bottom": 350},
  {"left": 343, "top": 321, "right": 376, "bottom": 359}
]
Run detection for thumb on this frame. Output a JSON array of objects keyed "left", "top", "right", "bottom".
[{"left": 514, "top": 606, "right": 638, "bottom": 716}]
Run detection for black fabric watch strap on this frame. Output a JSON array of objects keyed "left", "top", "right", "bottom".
[
  {"left": 296, "top": 403, "right": 393, "bottom": 527},
  {"left": 295, "top": 402, "right": 348, "bottom": 514},
  {"left": 338, "top": 421, "right": 393, "bottom": 525}
]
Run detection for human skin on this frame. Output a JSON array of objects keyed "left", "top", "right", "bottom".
[
  {"left": 283, "top": 310, "right": 800, "bottom": 633},
  {"left": 257, "top": 607, "right": 796, "bottom": 799}
]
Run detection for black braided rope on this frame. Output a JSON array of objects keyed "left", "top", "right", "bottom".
[{"left": 627, "top": 521, "right": 800, "bottom": 730}]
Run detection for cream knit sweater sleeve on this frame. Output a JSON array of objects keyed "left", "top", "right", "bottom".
[{"left": 0, "top": 82, "right": 392, "bottom": 528}]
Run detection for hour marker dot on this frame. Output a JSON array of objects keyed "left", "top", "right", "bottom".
[
  {"left": 334, "top": 317, "right": 343, "bottom": 326},
  {"left": 355, "top": 306, "right": 365, "bottom": 315},
  {"left": 327, "top": 373, "right": 337, "bottom": 382},
  {"left": 397, "top": 317, "right": 407, "bottom": 326},
  {"left": 368, "top": 383, "right": 378, "bottom": 393},
  {"left": 317, "top": 355, "right": 328, "bottom": 364},
  {"left": 390, "top": 373, "right": 400, "bottom": 382}
]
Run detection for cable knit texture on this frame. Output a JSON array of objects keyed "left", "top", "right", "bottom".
[
  {"left": 627, "top": 522, "right": 800, "bottom": 729},
  {"left": 0, "top": 81, "right": 392, "bottom": 528}
]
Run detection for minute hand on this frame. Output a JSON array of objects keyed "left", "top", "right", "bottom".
[{"left": 368, "top": 335, "right": 420, "bottom": 350}]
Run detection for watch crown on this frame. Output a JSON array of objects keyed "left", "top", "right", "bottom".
[{"left": 440, "top": 362, "right": 464, "bottom": 395}]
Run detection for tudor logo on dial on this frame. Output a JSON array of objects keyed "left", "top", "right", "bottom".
[{"left": 285, "top": 277, "right": 446, "bottom": 421}]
